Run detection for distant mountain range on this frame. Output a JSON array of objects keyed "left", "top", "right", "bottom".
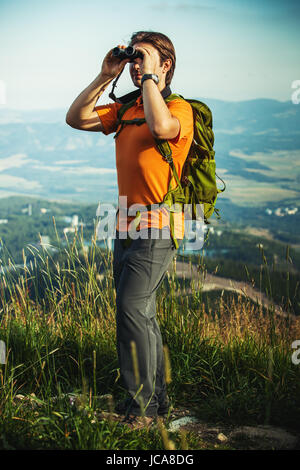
[{"left": 0, "top": 98, "right": 299, "bottom": 209}]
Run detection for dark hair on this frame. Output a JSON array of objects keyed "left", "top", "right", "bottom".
[{"left": 129, "top": 31, "right": 176, "bottom": 86}]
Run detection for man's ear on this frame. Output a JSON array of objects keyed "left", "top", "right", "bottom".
[{"left": 162, "top": 58, "right": 172, "bottom": 73}]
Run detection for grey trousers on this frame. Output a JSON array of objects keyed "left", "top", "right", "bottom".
[{"left": 113, "top": 227, "right": 182, "bottom": 416}]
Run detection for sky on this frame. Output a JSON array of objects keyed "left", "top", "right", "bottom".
[{"left": 0, "top": 0, "right": 299, "bottom": 109}]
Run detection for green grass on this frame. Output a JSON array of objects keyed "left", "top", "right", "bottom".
[{"left": 0, "top": 224, "right": 300, "bottom": 450}]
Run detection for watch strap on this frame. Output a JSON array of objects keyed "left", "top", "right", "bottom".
[{"left": 141, "top": 74, "right": 159, "bottom": 85}]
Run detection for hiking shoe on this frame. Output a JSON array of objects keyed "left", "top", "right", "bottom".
[
  {"left": 96, "top": 411, "right": 154, "bottom": 430},
  {"left": 157, "top": 397, "right": 172, "bottom": 416},
  {"left": 115, "top": 398, "right": 134, "bottom": 415}
]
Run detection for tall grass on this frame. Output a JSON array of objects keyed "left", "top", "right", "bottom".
[{"left": 0, "top": 222, "right": 300, "bottom": 450}]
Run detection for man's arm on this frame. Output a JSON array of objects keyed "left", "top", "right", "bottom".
[
  {"left": 65, "top": 73, "right": 113, "bottom": 131},
  {"left": 66, "top": 48, "right": 129, "bottom": 132},
  {"left": 142, "top": 80, "right": 180, "bottom": 140},
  {"left": 134, "top": 44, "right": 180, "bottom": 140}
]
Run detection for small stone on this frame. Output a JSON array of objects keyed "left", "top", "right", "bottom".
[
  {"left": 168, "top": 416, "right": 199, "bottom": 432},
  {"left": 15, "top": 394, "right": 25, "bottom": 400},
  {"left": 217, "top": 432, "right": 228, "bottom": 442}
]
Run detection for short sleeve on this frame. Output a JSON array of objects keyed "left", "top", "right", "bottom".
[
  {"left": 167, "top": 99, "right": 193, "bottom": 145},
  {"left": 94, "top": 102, "right": 122, "bottom": 135}
]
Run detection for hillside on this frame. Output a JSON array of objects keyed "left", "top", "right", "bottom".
[
  {"left": 1, "top": 98, "right": 300, "bottom": 246},
  {"left": 0, "top": 98, "right": 299, "bottom": 208}
]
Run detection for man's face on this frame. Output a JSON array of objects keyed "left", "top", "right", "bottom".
[{"left": 129, "top": 42, "right": 164, "bottom": 88}]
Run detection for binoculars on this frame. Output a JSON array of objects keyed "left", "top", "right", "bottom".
[{"left": 112, "top": 46, "right": 143, "bottom": 62}]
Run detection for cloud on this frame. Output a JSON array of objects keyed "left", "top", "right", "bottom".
[
  {"left": 215, "top": 126, "right": 246, "bottom": 135},
  {"left": 54, "top": 160, "right": 86, "bottom": 165},
  {"left": 32, "top": 164, "right": 116, "bottom": 175},
  {"left": 64, "top": 136, "right": 94, "bottom": 151},
  {"left": 66, "top": 167, "right": 117, "bottom": 175},
  {"left": 0, "top": 174, "right": 42, "bottom": 190},
  {"left": 96, "top": 138, "right": 107, "bottom": 147},
  {"left": 0, "top": 153, "right": 38, "bottom": 172}
]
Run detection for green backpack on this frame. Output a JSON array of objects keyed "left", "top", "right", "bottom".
[{"left": 114, "top": 93, "right": 226, "bottom": 249}]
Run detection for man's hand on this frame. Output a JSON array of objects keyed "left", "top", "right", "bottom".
[
  {"left": 66, "top": 45, "right": 130, "bottom": 132},
  {"left": 101, "top": 45, "right": 130, "bottom": 79},
  {"left": 133, "top": 45, "right": 161, "bottom": 76}
]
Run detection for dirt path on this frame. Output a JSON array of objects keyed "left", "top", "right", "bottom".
[{"left": 168, "top": 260, "right": 292, "bottom": 318}]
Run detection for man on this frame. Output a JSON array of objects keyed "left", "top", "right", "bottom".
[{"left": 66, "top": 31, "right": 193, "bottom": 427}]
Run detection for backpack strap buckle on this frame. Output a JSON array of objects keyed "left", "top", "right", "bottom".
[
  {"left": 155, "top": 139, "right": 173, "bottom": 163},
  {"left": 163, "top": 154, "right": 173, "bottom": 164},
  {"left": 182, "top": 176, "right": 192, "bottom": 187}
]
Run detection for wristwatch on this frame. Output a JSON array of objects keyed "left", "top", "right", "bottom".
[{"left": 141, "top": 74, "right": 159, "bottom": 86}]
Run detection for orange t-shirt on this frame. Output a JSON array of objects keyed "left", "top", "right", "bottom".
[{"left": 95, "top": 94, "right": 193, "bottom": 239}]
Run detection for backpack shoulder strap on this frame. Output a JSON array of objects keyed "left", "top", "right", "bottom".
[
  {"left": 117, "top": 98, "right": 137, "bottom": 122},
  {"left": 164, "top": 93, "right": 185, "bottom": 104},
  {"left": 154, "top": 93, "right": 186, "bottom": 159},
  {"left": 114, "top": 99, "right": 146, "bottom": 139},
  {"left": 154, "top": 93, "right": 189, "bottom": 190}
]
